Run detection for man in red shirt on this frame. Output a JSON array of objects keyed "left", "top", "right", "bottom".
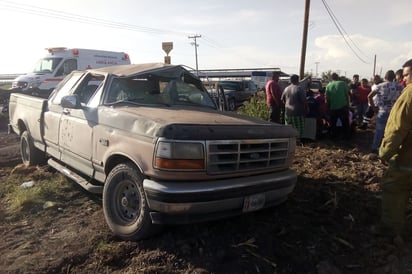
[
  {"left": 353, "top": 78, "right": 371, "bottom": 126},
  {"left": 396, "top": 69, "right": 406, "bottom": 88},
  {"left": 265, "top": 71, "right": 283, "bottom": 123}
]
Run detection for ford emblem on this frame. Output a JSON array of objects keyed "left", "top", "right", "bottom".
[{"left": 250, "top": 153, "right": 260, "bottom": 160}]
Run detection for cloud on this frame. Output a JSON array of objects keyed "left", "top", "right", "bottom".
[{"left": 311, "top": 34, "right": 412, "bottom": 77}]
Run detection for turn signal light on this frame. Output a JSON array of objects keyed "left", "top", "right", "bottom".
[{"left": 155, "top": 158, "right": 205, "bottom": 170}]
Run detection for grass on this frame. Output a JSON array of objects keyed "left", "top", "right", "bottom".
[
  {"left": 237, "top": 92, "right": 269, "bottom": 121},
  {"left": 0, "top": 83, "right": 12, "bottom": 90},
  {"left": 0, "top": 166, "right": 71, "bottom": 215}
]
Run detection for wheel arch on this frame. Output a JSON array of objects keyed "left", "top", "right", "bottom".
[
  {"left": 17, "top": 119, "right": 28, "bottom": 136},
  {"left": 104, "top": 154, "right": 144, "bottom": 176}
]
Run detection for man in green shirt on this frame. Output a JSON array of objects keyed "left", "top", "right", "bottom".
[{"left": 325, "top": 73, "right": 350, "bottom": 139}]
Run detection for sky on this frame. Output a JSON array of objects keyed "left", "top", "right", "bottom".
[{"left": 0, "top": 0, "right": 411, "bottom": 80}]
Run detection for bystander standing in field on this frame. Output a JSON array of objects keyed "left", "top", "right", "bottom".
[
  {"left": 373, "top": 59, "right": 412, "bottom": 239},
  {"left": 349, "top": 74, "right": 360, "bottom": 107},
  {"left": 352, "top": 78, "right": 371, "bottom": 127},
  {"left": 367, "top": 70, "right": 403, "bottom": 153},
  {"left": 265, "top": 71, "right": 283, "bottom": 123},
  {"left": 395, "top": 69, "right": 406, "bottom": 88},
  {"left": 325, "top": 73, "right": 351, "bottom": 139},
  {"left": 281, "top": 74, "right": 307, "bottom": 140},
  {"left": 360, "top": 75, "right": 383, "bottom": 129}
]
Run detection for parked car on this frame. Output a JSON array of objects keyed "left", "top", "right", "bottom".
[
  {"left": 308, "top": 78, "right": 324, "bottom": 93},
  {"left": 216, "top": 80, "right": 257, "bottom": 111}
]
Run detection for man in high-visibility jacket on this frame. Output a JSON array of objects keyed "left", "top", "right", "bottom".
[{"left": 376, "top": 59, "right": 412, "bottom": 237}]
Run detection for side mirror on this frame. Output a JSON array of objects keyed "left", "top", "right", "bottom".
[{"left": 61, "top": 95, "right": 81, "bottom": 109}]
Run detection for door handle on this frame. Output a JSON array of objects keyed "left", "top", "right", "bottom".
[{"left": 63, "top": 109, "right": 70, "bottom": 115}]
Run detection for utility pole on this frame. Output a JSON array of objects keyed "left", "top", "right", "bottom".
[
  {"left": 315, "top": 62, "right": 319, "bottom": 77},
  {"left": 188, "top": 34, "right": 201, "bottom": 75},
  {"left": 299, "top": 0, "right": 310, "bottom": 80}
]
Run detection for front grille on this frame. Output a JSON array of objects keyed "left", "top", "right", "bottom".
[{"left": 207, "top": 139, "right": 290, "bottom": 174}]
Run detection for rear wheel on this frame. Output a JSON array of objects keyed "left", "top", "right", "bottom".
[
  {"left": 103, "top": 162, "right": 161, "bottom": 240},
  {"left": 20, "top": 130, "right": 46, "bottom": 166}
]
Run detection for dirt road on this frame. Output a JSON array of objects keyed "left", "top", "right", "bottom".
[{"left": 1, "top": 114, "right": 412, "bottom": 273}]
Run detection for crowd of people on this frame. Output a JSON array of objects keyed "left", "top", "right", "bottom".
[
  {"left": 265, "top": 66, "right": 406, "bottom": 150},
  {"left": 266, "top": 59, "right": 412, "bottom": 242}
]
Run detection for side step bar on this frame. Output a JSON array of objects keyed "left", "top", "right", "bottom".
[{"left": 48, "top": 158, "right": 103, "bottom": 194}]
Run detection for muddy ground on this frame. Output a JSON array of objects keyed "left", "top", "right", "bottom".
[{"left": 1, "top": 113, "right": 412, "bottom": 274}]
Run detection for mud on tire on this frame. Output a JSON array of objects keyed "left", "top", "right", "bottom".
[
  {"left": 20, "top": 130, "right": 46, "bottom": 166},
  {"left": 103, "top": 162, "right": 160, "bottom": 240}
]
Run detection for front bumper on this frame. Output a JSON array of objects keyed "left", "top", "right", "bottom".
[{"left": 143, "top": 169, "right": 297, "bottom": 224}]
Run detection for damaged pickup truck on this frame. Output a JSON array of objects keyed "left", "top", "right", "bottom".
[{"left": 8, "top": 63, "right": 298, "bottom": 240}]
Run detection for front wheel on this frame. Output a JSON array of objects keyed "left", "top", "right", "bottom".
[
  {"left": 103, "top": 162, "right": 160, "bottom": 240},
  {"left": 20, "top": 130, "right": 46, "bottom": 166},
  {"left": 227, "top": 98, "right": 236, "bottom": 111}
]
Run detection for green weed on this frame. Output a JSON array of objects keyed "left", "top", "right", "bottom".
[{"left": 237, "top": 92, "right": 269, "bottom": 121}]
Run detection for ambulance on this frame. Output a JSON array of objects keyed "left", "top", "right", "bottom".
[{"left": 12, "top": 47, "right": 131, "bottom": 95}]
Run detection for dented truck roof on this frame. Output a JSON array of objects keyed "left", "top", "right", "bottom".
[{"left": 88, "top": 63, "right": 201, "bottom": 83}]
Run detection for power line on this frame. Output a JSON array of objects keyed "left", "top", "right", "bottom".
[
  {"left": 321, "top": 0, "right": 371, "bottom": 64},
  {"left": 321, "top": 0, "right": 369, "bottom": 60},
  {"left": 0, "top": 0, "right": 226, "bottom": 50},
  {"left": 0, "top": 0, "right": 189, "bottom": 36},
  {"left": 202, "top": 35, "right": 221, "bottom": 48},
  {"left": 0, "top": 0, "right": 232, "bottom": 52}
]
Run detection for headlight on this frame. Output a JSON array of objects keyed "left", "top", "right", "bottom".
[
  {"left": 28, "top": 81, "right": 41, "bottom": 89},
  {"left": 155, "top": 141, "right": 205, "bottom": 170}
]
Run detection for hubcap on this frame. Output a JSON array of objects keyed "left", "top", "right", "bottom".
[
  {"left": 121, "top": 196, "right": 128, "bottom": 207},
  {"left": 116, "top": 181, "right": 140, "bottom": 222}
]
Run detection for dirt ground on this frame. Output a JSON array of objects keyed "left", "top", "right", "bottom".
[{"left": 1, "top": 114, "right": 412, "bottom": 274}]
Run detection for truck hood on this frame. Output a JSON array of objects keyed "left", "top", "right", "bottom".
[
  {"left": 14, "top": 73, "right": 49, "bottom": 83},
  {"left": 100, "top": 105, "right": 298, "bottom": 140}
]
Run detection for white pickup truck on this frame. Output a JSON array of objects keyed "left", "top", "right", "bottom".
[{"left": 8, "top": 63, "right": 298, "bottom": 240}]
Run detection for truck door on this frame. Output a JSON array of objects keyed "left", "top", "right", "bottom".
[
  {"left": 44, "top": 72, "right": 85, "bottom": 159},
  {"left": 59, "top": 74, "right": 103, "bottom": 177}
]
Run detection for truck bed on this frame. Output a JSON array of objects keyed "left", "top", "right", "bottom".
[{"left": 8, "top": 93, "right": 48, "bottom": 150}]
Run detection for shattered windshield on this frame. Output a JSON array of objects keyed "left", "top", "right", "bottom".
[{"left": 105, "top": 77, "right": 216, "bottom": 109}]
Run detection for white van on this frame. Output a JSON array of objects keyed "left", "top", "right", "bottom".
[{"left": 12, "top": 47, "right": 131, "bottom": 94}]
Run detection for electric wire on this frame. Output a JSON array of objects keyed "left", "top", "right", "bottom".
[
  {"left": 321, "top": 0, "right": 370, "bottom": 60},
  {"left": 0, "top": 0, "right": 193, "bottom": 37},
  {"left": 321, "top": 0, "right": 371, "bottom": 64},
  {"left": 202, "top": 35, "right": 221, "bottom": 48}
]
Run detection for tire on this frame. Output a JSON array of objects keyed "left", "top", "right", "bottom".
[
  {"left": 228, "top": 98, "right": 236, "bottom": 111},
  {"left": 20, "top": 130, "right": 46, "bottom": 166},
  {"left": 103, "top": 162, "right": 160, "bottom": 240}
]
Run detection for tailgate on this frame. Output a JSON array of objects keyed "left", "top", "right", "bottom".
[{"left": 9, "top": 93, "right": 48, "bottom": 143}]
